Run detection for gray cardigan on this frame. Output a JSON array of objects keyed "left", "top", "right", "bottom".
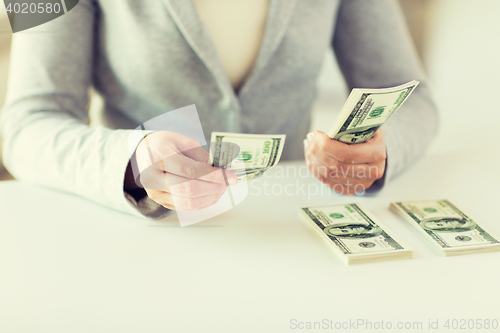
[{"left": 0, "top": 0, "right": 438, "bottom": 217}]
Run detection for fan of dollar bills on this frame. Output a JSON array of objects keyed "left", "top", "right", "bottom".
[
  {"left": 327, "top": 80, "right": 419, "bottom": 143},
  {"left": 209, "top": 132, "right": 286, "bottom": 181}
]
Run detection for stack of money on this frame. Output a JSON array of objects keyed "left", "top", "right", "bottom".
[
  {"left": 299, "top": 203, "right": 412, "bottom": 265},
  {"left": 209, "top": 132, "right": 286, "bottom": 181},
  {"left": 328, "top": 80, "right": 419, "bottom": 143},
  {"left": 390, "top": 200, "right": 500, "bottom": 256}
]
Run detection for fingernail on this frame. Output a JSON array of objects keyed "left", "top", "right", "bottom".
[{"left": 228, "top": 178, "right": 237, "bottom": 185}]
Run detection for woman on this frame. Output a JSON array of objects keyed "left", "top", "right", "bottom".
[{"left": 0, "top": 0, "right": 438, "bottom": 218}]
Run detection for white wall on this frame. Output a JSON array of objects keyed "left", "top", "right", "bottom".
[
  {"left": 312, "top": 0, "right": 500, "bottom": 156},
  {"left": 425, "top": 0, "right": 500, "bottom": 153}
]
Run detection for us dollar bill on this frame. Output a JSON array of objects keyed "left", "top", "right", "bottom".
[
  {"left": 209, "top": 132, "right": 286, "bottom": 181},
  {"left": 390, "top": 200, "right": 500, "bottom": 256},
  {"left": 299, "top": 203, "right": 412, "bottom": 264},
  {"left": 327, "top": 80, "right": 419, "bottom": 143}
]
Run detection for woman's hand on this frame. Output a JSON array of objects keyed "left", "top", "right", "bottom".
[
  {"left": 129, "top": 131, "right": 238, "bottom": 211},
  {"left": 304, "top": 130, "right": 386, "bottom": 195}
]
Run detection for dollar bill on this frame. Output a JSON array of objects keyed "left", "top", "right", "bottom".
[
  {"left": 299, "top": 203, "right": 412, "bottom": 264},
  {"left": 390, "top": 200, "right": 500, "bottom": 256},
  {"left": 327, "top": 80, "right": 419, "bottom": 143},
  {"left": 209, "top": 132, "right": 286, "bottom": 181}
]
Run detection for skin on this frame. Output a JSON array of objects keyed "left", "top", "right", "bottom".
[
  {"left": 303, "top": 129, "right": 387, "bottom": 195},
  {"left": 125, "top": 131, "right": 238, "bottom": 211}
]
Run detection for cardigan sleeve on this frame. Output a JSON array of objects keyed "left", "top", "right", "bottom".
[
  {"left": 332, "top": 0, "right": 439, "bottom": 185},
  {"left": 0, "top": 0, "right": 165, "bottom": 217}
]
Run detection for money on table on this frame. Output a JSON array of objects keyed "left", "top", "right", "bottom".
[
  {"left": 327, "top": 80, "right": 419, "bottom": 143},
  {"left": 390, "top": 200, "right": 500, "bottom": 256},
  {"left": 209, "top": 132, "right": 286, "bottom": 181},
  {"left": 300, "top": 203, "right": 412, "bottom": 265}
]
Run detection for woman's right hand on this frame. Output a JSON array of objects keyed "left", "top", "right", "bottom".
[{"left": 129, "top": 131, "right": 238, "bottom": 211}]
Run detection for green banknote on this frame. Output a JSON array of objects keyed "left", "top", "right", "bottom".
[
  {"left": 209, "top": 132, "right": 286, "bottom": 181},
  {"left": 300, "top": 203, "right": 412, "bottom": 264},
  {"left": 390, "top": 200, "right": 500, "bottom": 256},
  {"left": 328, "top": 80, "right": 419, "bottom": 143}
]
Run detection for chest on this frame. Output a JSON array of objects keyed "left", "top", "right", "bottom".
[{"left": 192, "top": 0, "right": 270, "bottom": 89}]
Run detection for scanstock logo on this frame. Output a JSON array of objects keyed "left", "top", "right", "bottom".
[{"left": 4, "top": 0, "right": 79, "bottom": 33}]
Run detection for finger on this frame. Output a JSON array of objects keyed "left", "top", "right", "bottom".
[
  {"left": 307, "top": 157, "right": 348, "bottom": 185},
  {"left": 320, "top": 177, "right": 370, "bottom": 196},
  {"left": 309, "top": 130, "right": 386, "bottom": 164},
  {"left": 306, "top": 156, "right": 328, "bottom": 182},
  {"left": 306, "top": 145, "right": 374, "bottom": 178},
  {"left": 329, "top": 159, "right": 386, "bottom": 180},
  {"left": 166, "top": 174, "right": 227, "bottom": 198},
  {"left": 329, "top": 177, "right": 375, "bottom": 189},
  {"left": 306, "top": 148, "right": 384, "bottom": 181},
  {"left": 138, "top": 163, "right": 169, "bottom": 190},
  {"left": 150, "top": 190, "right": 225, "bottom": 211},
  {"left": 161, "top": 203, "right": 176, "bottom": 210},
  {"left": 306, "top": 153, "right": 339, "bottom": 179},
  {"left": 172, "top": 135, "right": 206, "bottom": 156},
  {"left": 159, "top": 154, "right": 238, "bottom": 185},
  {"left": 367, "top": 159, "right": 386, "bottom": 180},
  {"left": 140, "top": 133, "right": 208, "bottom": 165},
  {"left": 139, "top": 161, "right": 239, "bottom": 191},
  {"left": 307, "top": 157, "right": 376, "bottom": 188},
  {"left": 141, "top": 170, "right": 229, "bottom": 196},
  {"left": 180, "top": 145, "right": 210, "bottom": 164},
  {"left": 315, "top": 175, "right": 357, "bottom": 195}
]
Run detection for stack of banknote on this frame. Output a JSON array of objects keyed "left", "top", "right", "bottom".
[
  {"left": 209, "top": 132, "right": 286, "bottom": 181},
  {"left": 327, "top": 80, "right": 419, "bottom": 143},
  {"left": 299, "top": 203, "right": 413, "bottom": 264},
  {"left": 390, "top": 200, "right": 500, "bottom": 256},
  {"left": 300, "top": 200, "right": 500, "bottom": 264}
]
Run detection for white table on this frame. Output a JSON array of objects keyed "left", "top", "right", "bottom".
[{"left": 1, "top": 150, "right": 499, "bottom": 333}]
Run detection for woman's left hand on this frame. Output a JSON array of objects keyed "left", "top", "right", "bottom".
[{"left": 304, "top": 129, "right": 387, "bottom": 195}]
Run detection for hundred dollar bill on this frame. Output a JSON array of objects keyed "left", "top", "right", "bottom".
[
  {"left": 209, "top": 132, "right": 286, "bottom": 181},
  {"left": 299, "top": 203, "right": 412, "bottom": 264},
  {"left": 327, "top": 80, "right": 419, "bottom": 143},
  {"left": 390, "top": 200, "right": 500, "bottom": 256}
]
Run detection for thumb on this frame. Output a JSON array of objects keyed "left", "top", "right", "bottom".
[{"left": 220, "top": 169, "right": 239, "bottom": 186}]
